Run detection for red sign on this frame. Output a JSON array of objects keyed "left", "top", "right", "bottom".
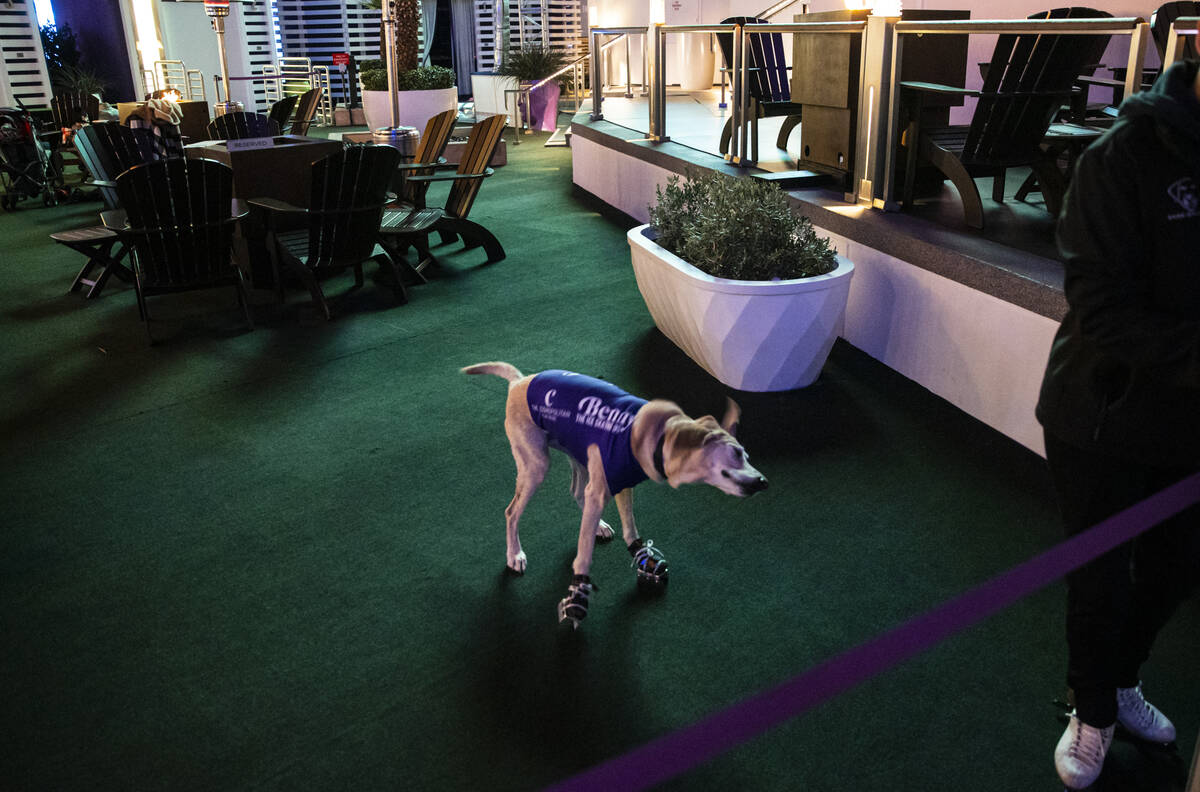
[{"left": 331, "top": 52, "right": 351, "bottom": 66}]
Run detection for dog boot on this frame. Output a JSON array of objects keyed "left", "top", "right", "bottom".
[
  {"left": 629, "top": 538, "right": 669, "bottom": 589},
  {"left": 558, "top": 575, "right": 596, "bottom": 628}
]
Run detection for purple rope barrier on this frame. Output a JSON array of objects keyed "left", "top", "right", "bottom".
[{"left": 545, "top": 470, "right": 1200, "bottom": 792}]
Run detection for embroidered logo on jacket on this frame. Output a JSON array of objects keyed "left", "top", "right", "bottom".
[{"left": 1167, "top": 177, "right": 1199, "bottom": 219}]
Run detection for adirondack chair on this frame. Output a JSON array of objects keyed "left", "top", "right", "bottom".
[
  {"left": 45, "top": 91, "right": 101, "bottom": 180},
  {"left": 206, "top": 112, "right": 280, "bottom": 141},
  {"left": 390, "top": 108, "right": 459, "bottom": 206},
  {"left": 898, "top": 7, "right": 1112, "bottom": 229},
  {"left": 267, "top": 94, "right": 299, "bottom": 132},
  {"left": 377, "top": 114, "right": 507, "bottom": 274},
  {"left": 1152, "top": 0, "right": 1200, "bottom": 60},
  {"left": 715, "top": 17, "right": 804, "bottom": 159},
  {"left": 106, "top": 157, "right": 252, "bottom": 343},
  {"left": 250, "top": 145, "right": 406, "bottom": 319},
  {"left": 289, "top": 88, "right": 322, "bottom": 136},
  {"left": 50, "top": 123, "right": 164, "bottom": 298}
]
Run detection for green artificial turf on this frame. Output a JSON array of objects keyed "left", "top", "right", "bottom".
[{"left": 1, "top": 130, "right": 1195, "bottom": 792}]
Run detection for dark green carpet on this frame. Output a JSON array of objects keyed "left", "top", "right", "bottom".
[{"left": 1, "top": 131, "right": 1195, "bottom": 792}]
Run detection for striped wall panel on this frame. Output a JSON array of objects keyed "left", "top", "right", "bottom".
[{"left": 0, "top": 0, "right": 53, "bottom": 108}]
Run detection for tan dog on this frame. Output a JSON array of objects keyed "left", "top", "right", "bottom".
[{"left": 463, "top": 362, "right": 767, "bottom": 626}]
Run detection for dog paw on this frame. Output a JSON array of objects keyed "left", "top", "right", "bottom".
[
  {"left": 595, "top": 520, "right": 615, "bottom": 541},
  {"left": 507, "top": 551, "right": 527, "bottom": 574}
]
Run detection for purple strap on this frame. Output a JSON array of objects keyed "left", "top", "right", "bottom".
[{"left": 545, "top": 471, "right": 1200, "bottom": 792}]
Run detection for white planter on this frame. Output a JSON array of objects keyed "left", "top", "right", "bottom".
[
  {"left": 628, "top": 224, "right": 855, "bottom": 391},
  {"left": 361, "top": 87, "right": 458, "bottom": 132}
]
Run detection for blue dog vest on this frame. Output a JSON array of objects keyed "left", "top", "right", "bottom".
[{"left": 526, "top": 370, "right": 649, "bottom": 494}]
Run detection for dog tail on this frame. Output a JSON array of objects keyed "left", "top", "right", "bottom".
[{"left": 461, "top": 361, "right": 524, "bottom": 382}]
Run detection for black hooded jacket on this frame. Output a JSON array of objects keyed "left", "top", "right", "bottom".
[{"left": 1036, "top": 60, "right": 1200, "bottom": 467}]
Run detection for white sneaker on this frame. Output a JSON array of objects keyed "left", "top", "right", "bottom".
[
  {"left": 1117, "top": 682, "right": 1176, "bottom": 743},
  {"left": 1055, "top": 713, "right": 1114, "bottom": 790}
]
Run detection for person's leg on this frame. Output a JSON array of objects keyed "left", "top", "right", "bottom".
[{"left": 1043, "top": 432, "right": 1153, "bottom": 727}]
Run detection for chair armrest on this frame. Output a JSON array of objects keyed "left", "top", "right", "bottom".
[
  {"left": 247, "top": 197, "right": 306, "bottom": 214},
  {"left": 394, "top": 160, "right": 453, "bottom": 172},
  {"left": 406, "top": 168, "right": 495, "bottom": 185},
  {"left": 87, "top": 179, "right": 117, "bottom": 190},
  {"left": 899, "top": 81, "right": 981, "bottom": 98}
]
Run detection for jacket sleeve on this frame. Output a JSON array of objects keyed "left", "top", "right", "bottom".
[{"left": 1055, "top": 131, "right": 1200, "bottom": 390}]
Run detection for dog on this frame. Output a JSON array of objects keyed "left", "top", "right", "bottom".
[{"left": 463, "top": 362, "right": 768, "bottom": 627}]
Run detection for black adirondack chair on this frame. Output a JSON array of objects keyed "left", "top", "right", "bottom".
[
  {"left": 1152, "top": 1, "right": 1200, "bottom": 60},
  {"left": 250, "top": 145, "right": 406, "bottom": 319},
  {"left": 716, "top": 17, "right": 803, "bottom": 159},
  {"left": 50, "top": 123, "right": 164, "bottom": 298},
  {"left": 267, "top": 94, "right": 299, "bottom": 132},
  {"left": 50, "top": 91, "right": 100, "bottom": 129},
  {"left": 377, "top": 113, "right": 507, "bottom": 274},
  {"left": 206, "top": 111, "right": 280, "bottom": 141},
  {"left": 289, "top": 88, "right": 321, "bottom": 136},
  {"left": 899, "top": 7, "right": 1112, "bottom": 229},
  {"left": 107, "top": 157, "right": 252, "bottom": 343}
]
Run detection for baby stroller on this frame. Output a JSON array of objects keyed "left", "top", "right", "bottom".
[{"left": 0, "top": 105, "right": 67, "bottom": 210}]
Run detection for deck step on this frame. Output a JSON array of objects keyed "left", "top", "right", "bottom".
[{"left": 545, "top": 124, "right": 571, "bottom": 147}]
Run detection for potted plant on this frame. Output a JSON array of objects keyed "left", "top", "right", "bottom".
[
  {"left": 493, "top": 44, "right": 569, "bottom": 132},
  {"left": 628, "top": 169, "right": 854, "bottom": 391},
  {"left": 358, "top": 0, "right": 457, "bottom": 130}
]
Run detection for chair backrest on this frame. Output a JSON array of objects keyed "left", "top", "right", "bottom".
[
  {"left": 304, "top": 144, "right": 400, "bottom": 267},
  {"left": 717, "top": 17, "right": 792, "bottom": 103},
  {"left": 73, "top": 122, "right": 163, "bottom": 208},
  {"left": 1150, "top": 1, "right": 1200, "bottom": 60},
  {"left": 115, "top": 157, "right": 239, "bottom": 289},
  {"left": 415, "top": 108, "right": 459, "bottom": 165},
  {"left": 267, "top": 94, "right": 299, "bottom": 132},
  {"left": 290, "top": 88, "right": 322, "bottom": 136},
  {"left": 51, "top": 92, "right": 100, "bottom": 128},
  {"left": 444, "top": 114, "right": 506, "bottom": 220},
  {"left": 963, "top": 7, "right": 1111, "bottom": 165},
  {"left": 207, "top": 111, "right": 280, "bottom": 141},
  {"left": 401, "top": 108, "right": 460, "bottom": 205}
]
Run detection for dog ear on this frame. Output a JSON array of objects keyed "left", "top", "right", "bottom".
[{"left": 721, "top": 398, "right": 741, "bottom": 437}]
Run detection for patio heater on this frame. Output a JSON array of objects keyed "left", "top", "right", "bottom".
[
  {"left": 204, "top": 0, "right": 244, "bottom": 116},
  {"left": 372, "top": 0, "right": 420, "bottom": 154}
]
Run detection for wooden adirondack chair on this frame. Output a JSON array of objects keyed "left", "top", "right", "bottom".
[
  {"left": 50, "top": 123, "right": 164, "bottom": 298},
  {"left": 716, "top": 17, "right": 804, "bottom": 159},
  {"left": 107, "top": 157, "right": 252, "bottom": 343},
  {"left": 391, "top": 108, "right": 459, "bottom": 206},
  {"left": 1152, "top": 1, "right": 1200, "bottom": 60},
  {"left": 267, "top": 94, "right": 299, "bottom": 132},
  {"left": 206, "top": 112, "right": 280, "bottom": 141},
  {"left": 377, "top": 114, "right": 508, "bottom": 274},
  {"left": 50, "top": 92, "right": 100, "bottom": 129},
  {"left": 250, "top": 145, "right": 406, "bottom": 319},
  {"left": 899, "top": 7, "right": 1112, "bottom": 229},
  {"left": 289, "top": 88, "right": 322, "bottom": 136}
]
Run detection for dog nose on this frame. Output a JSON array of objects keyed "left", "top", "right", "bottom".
[{"left": 746, "top": 476, "right": 768, "bottom": 494}]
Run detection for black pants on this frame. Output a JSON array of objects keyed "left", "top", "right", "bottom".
[{"left": 1043, "top": 431, "right": 1200, "bottom": 728}]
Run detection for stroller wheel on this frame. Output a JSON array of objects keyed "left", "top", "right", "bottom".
[
  {"left": 1, "top": 194, "right": 13, "bottom": 212},
  {"left": 42, "top": 192, "right": 57, "bottom": 208}
]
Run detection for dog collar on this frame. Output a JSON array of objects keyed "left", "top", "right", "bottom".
[{"left": 653, "top": 434, "right": 667, "bottom": 481}]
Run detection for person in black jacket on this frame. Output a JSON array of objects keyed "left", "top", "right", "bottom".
[{"left": 1037, "top": 59, "right": 1200, "bottom": 789}]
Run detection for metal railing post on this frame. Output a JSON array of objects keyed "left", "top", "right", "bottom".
[
  {"left": 647, "top": 24, "right": 669, "bottom": 141},
  {"left": 1123, "top": 21, "right": 1149, "bottom": 96},
  {"left": 625, "top": 35, "right": 634, "bottom": 98},
  {"left": 734, "top": 25, "right": 754, "bottom": 165},
  {"left": 590, "top": 31, "right": 604, "bottom": 120},
  {"left": 726, "top": 22, "right": 744, "bottom": 163},
  {"left": 879, "top": 21, "right": 906, "bottom": 210},
  {"left": 854, "top": 14, "right": 898, "bottom": 206}
]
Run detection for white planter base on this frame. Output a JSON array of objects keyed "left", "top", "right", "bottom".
[
  {"left": 361, "top": 87, "right": 458, "bottom": 132},
  {"left": 628, "top": 224, "right": 854, "bottom": 391}
]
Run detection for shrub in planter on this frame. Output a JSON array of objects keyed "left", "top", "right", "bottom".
[
  {"left": 630, "top": 169, "right": 853, "bottom": 391},
  {"left": 649, "top": 169, "right": 837, "bottom": 281}
]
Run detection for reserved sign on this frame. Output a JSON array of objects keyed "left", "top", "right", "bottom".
[{"left": 226, "top": 136, "right": 276, "bottom": 151}]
